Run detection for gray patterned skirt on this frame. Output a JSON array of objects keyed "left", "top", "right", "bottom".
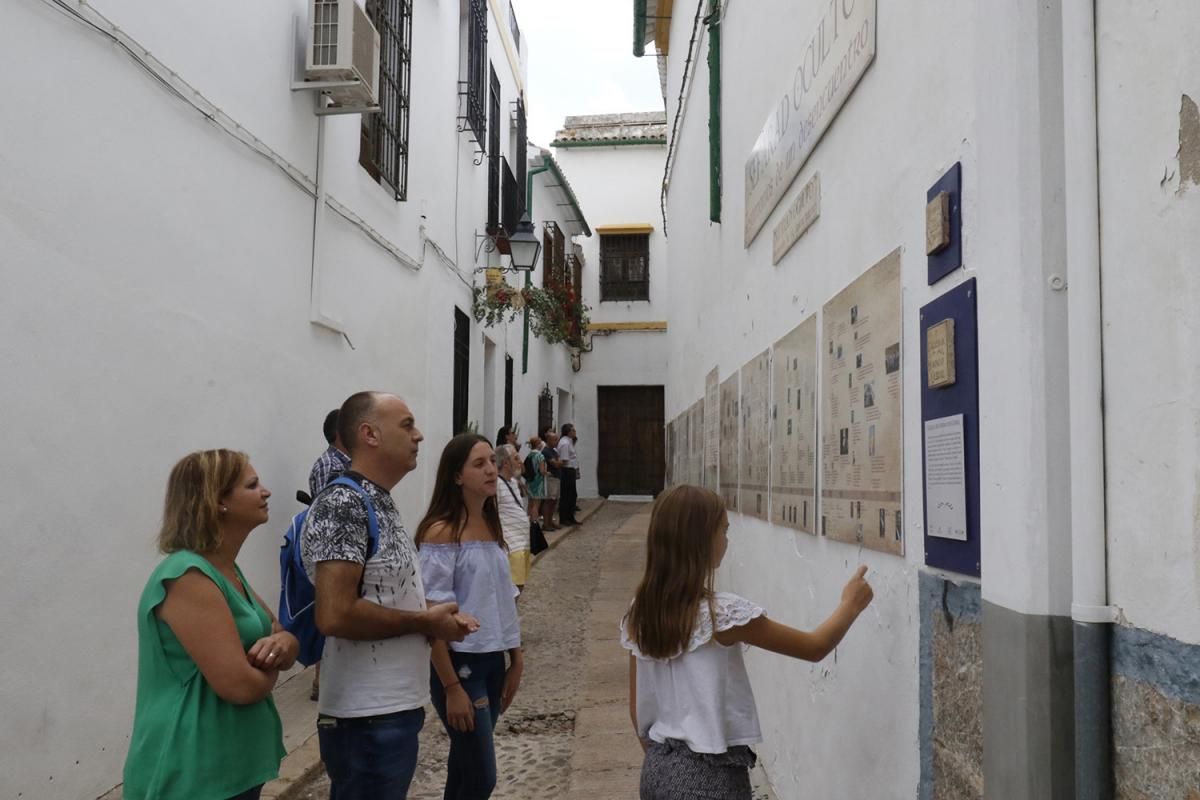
[{"left": 640, "top": 739, "right": 757, "bottom": 800}]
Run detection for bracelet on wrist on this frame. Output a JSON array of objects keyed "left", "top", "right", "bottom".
[{"left": 443, "top": 680, "right": 461, "bottom": 691}]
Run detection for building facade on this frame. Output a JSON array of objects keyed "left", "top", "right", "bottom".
[
  {"left": 644, "top": 0, "right": 1200, "bottom": 797},
  {"left": 0, "top": 1, "right": 587, "bottom": 796},
  {"left": 553, "top": 113, "right": 670, "bottom": 499}
]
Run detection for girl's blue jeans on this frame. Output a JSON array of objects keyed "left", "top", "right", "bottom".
[{"left": 429, "top": 650, "right": 508, "bottom": 800}]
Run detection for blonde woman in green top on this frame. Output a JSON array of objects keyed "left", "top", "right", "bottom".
[{"left": 123, "top": 449, "right": 298, "bottom": 800}]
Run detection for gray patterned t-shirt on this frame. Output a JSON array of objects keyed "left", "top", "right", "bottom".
[{"left": 300, "top": 476, "right": 429, "bottom": 717}]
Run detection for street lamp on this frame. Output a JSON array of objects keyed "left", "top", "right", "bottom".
[{"left": 506, "top": 213, "right": 542, "bottom": 272}]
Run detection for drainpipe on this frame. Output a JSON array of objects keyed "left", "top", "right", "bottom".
[
  {"left": 522, "top": 163, "right": 551, "bottom": 374},
  {"left": 1062, "top": 1, "right": 1113, "bottom": 797}
]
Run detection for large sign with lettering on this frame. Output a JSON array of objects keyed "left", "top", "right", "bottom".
[{"left": 744, "top": 0, "right": 876, "bottom": 246}]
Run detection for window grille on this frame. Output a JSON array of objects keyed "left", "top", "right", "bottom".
[
  {"left": 459, "top": 0, "right": 487, "bottom": 148},
  {"left": 514, "top": 97, "right": 527, "bottom": 215},
  {"left": 486, "top": 66, "right": 501, "bottom": 234},
  {"left": 542, "top": 221, "right": 566, "bottom": 289},
  {"left": 599, "top": 234, "right": 650, "bottom": 301},
  {"left": 359, "top": 0, "right": 413, "bottom": 201}
]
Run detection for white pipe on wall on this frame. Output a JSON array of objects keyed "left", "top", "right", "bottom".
[
  {"left": 1062, "top": 0, "right": 1113, "bottom": 795},
  {"left": 1063, "top": 0, "right": 1111, "bottom": 627}
]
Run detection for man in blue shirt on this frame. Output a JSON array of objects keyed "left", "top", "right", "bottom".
[{"left": 309, "top": 409, "right": 352, "bottom": 498}]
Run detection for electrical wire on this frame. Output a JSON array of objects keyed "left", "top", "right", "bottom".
[
  {"left": 659, "top": 0, "right": 709, "bottom": 237},
  {"left": 34, "top": 0, "right": 456, "bottom": 278}
]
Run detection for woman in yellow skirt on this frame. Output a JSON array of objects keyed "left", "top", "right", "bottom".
[{"left": 495, "top": 444, "right": 532, "bottom": 591}]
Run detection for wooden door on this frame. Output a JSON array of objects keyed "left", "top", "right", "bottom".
[{"left": 597, "top": 386, "right": 665, "bottom": 497}]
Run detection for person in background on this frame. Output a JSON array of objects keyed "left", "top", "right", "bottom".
[
  {"left": 622, "top": 485, "right": 874, "bottom": 800},
  {"left": 494, "top": 444, "right": 531, "bottom": 593},
  {"left": 494, "top": 426, "right": 518, "bottom": 451},
  {"left": 123, "top": 449, "right": 297, "bottom": 800},
  {"left": 556, "top": 423, "right": 580, "bottom": 526},
  {"left": 416, "top": 434, "right": 523, "bottom": 800},
  {"left": 540, "top": 428, "right": 562, "bottom": 531},
  {"left": 309, "top": 408, "right": 351, "bottom": 498},
  {"left": 306, "top": 408, "right": 351, "bottom": 701},
  {"left": 524, "top": 434, "right": 547, "bottom": 532}
]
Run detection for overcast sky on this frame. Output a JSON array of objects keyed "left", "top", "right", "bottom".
[{"left": 512, "top": 0, "right": 665, "bottom": 147}]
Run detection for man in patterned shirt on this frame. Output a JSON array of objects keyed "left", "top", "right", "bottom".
[
  {"left": 302, "top": 391, "right": 478, "bottom": 799},
  {"left": 308, "top": 408, "right": 351, "bottom": 498}
]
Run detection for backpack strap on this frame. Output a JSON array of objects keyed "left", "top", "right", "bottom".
[{"left": 325, "top": 474, "right": 381, "bottom": 561}]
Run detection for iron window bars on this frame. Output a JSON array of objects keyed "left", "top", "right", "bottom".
[
  {"left": 486, "top": 66, "right": 501, "bottom": 234},
  {"left": 599, "top": 234, "right": 650, "bottom": 301},
  {"left": 458, "top": 0, "right": 488, "bottom": 156},
  {"left": 359, "top": 0, "right": 412, "bottom": 201},
  {"left": 542, "top": 221, "right": 566, "bottom": 289}
]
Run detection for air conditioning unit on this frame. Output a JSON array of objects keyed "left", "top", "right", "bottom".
[{"left": 305, "top": 0, "right": 380, "bottom": 108}]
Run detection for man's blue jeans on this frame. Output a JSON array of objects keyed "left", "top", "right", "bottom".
[
  {"left": 429, "top": 650, "right": 507, "bottom": 800},
  {"left": 317, "top": 707, "right": 425, "bottom": 800}
]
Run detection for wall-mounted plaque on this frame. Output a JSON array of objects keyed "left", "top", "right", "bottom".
[
  {"left": 719, "top": 373, "right": 740, "bottom": 511},
  {"left": 739, "top": 349, "right": 772, "bottom": 519},
  {"left": 821, "top": 249, "right": 904, "bottom": 555},
  {"left": 772, "top": 173, "right": 821, "bottom": 265},
  {"left": 926, "top": 318, "right": 956, "bottom": 388},
  {"left": 771, "top": 315, "right": 818, "bottom": 533},
  {"left": 744, "top": 0, "right": 877, "bottom": 246},
  {"left": 921, "top": 279, "right": 980, "bottom": 577}
]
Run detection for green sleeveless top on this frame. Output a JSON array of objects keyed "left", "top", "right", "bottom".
[{"left": 122, "top": 551, "right": 285, "bottom": 800}]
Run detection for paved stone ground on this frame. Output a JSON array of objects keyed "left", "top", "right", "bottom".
[{"left": 290, "top": 501, "right": 778, "bottom": 800}]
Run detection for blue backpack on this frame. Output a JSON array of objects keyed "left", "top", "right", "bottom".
[{"left": 278, "top": 474, "right": 380, "bottom": 666}]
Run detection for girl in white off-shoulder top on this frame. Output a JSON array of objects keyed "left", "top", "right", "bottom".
[{"left": 620, "top": 485, "right": 875, "bottom": 800}]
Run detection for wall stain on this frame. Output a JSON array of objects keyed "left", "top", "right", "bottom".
[{"left": 1178, "top": 94, "right": 1200, "bottom": 196}]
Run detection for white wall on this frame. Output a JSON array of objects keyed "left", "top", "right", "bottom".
[
  {"left": 0, "top": 0, "right": 572, "bottom": 796},
  {"left": 662, "top": 0, "right": 1200, "bottom": 795},
  {"left": 553, "top": 142, "right": 670, "bottom": 497},
  {"left": 660, "top": 0, "right": 983, "bottom": 795},
  {"left": 1097, "top": 1, "right": 1200, "bottom": 645},
  {"left": 555, "top": 146, "right": 670, "bottom": 323}
]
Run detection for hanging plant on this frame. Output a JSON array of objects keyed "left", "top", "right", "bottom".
[{"left": 472, "top": 280, "right": 591, "bottom": 347}]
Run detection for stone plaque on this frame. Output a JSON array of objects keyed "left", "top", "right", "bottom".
[
  {"left": 926, "top": 319, "right": 956, "bottom": 389},
  {"left": 744, "top": 0, "right": 877, "bottom": 246},
  {"left": 773, "top": 173, "right": 821, "bottom": 264},
  {"left": 926, "top": 191, "right": 950, "bottom": 255}
]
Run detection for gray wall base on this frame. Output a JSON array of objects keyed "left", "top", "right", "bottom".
[
  {"left": 982, "top": 602, "right": 1075, "bottom": 799},
  {"left": 1074, "top": 621, "right": 1113, "bottom": 799}
]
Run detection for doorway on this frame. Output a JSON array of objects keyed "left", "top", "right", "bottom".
[{"left": 597, "top": 385, "right": 665, "bottom": 497}]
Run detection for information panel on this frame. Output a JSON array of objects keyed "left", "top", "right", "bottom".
[
  {"left": 771, "top": 315, "right": 819, "bottom": 533},
  {"left": 821, "top": 249, "right": 904, "bottom": 554},
  {"left": 703, "top": 368, "right": 720, "bottom": 490},
  {"left": 921, "top": 279, "right": 981, "bottom": 576},
  {"left": 739, "top": 349, "right": 772, "bottom": 519},
  {"left": 719, "top": 373, "right": 740, "bottom": 511},
  {"left": 687, "top": 400, "right": 705, "bottom": 488}
]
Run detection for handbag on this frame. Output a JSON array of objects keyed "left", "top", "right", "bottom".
[
  {"left": 504, "top": 477, "right": 547, "bottom": 555},
  {"left": 529, "top": 520, "right": 548, "bottom": 555}
]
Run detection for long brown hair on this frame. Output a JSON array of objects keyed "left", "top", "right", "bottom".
[
  {"left": 625, "top": 485, "right": 727, "bottom": 659},
  {"left": 415, "top": 433, "right": 502, "bottom": 546},
  {"left": 158, "top": 449, "right": 249, "bottom": 554}
]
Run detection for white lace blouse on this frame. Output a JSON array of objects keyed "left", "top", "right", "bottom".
[{"left": 620, "top": 592, "right": 765, "bottom": 754}]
